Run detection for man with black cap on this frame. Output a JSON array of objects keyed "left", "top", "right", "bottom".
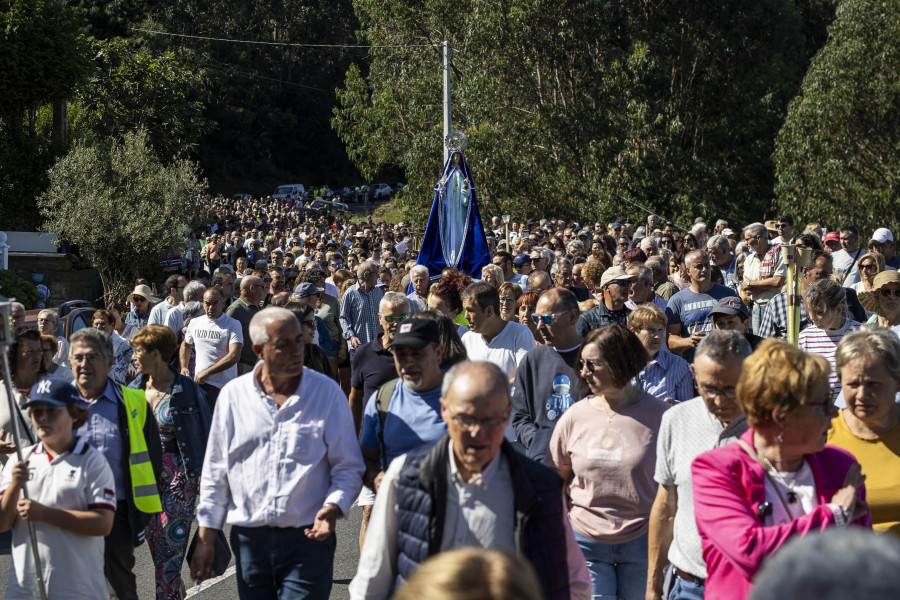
[
  {"left": 709, "top": 296, "right": 765, "bottom": 351},
  {"left": 358, "top": 317, "right": 447, "bottom": 547}
]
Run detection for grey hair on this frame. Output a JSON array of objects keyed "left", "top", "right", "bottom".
[
  {"left": 550, "top": 258, "right": 573, "bottom": 277},
  {"left": 836, "top": 328, "right": 900, "bottom": 382},
  {"left": 657, "top": 248, "right": 673, "bottom": 263},
  {"left": 566, "top": 240, "right": 584, "bottom": 253},
  {"left": 804, "top": 278, "right": 847, "bottom": 315},
  {"left": 691, "top": 223, "right": 707, "bottom": 237},
  {"left": 627, "top": 264, "right": 654, "bottom": 283},
  {"left": 183, "top": 281, "right": 207, "bottom": 302},
  {"left": 182, "top": 301, "right": 205, "bottom": 328},
  {"left": 541, "top": 248, "right": 555, "bottom": 263},
  {"left": 254, "top": 259, "right": 269, "bottom": 270},
  {"left": 357, "top": 261, "right": 377, "bottom": 279},
  {"left": 11, "top": 302, "right": 25, "bottom": 314},
  {"left": 481, "top": 263, "right": 505, "bottom": 283},
  {"left": 527, "top": 270, "right": 551, "bottom": 289},
  {"left": 683, "top": 249, "right": 709, "bottom": 268},
  {"left": 750, "top": 529, "right": 900, "bottom": 600},
  {"left": 706, "top": 234, "right": 730, "bottom": 252},
  {"left": 214, "top": 264, "right": 235, "bottom": 276},
  {"left": 695, "top": 330, "right": 751, "bottom": 362},
  {"left": 440, "top": 360, "right": 511, "bottom": 402},
  {"left": 38, "top": 309, "right": 58, "bottom": 325},
  {"left": 640, "top": 237, "right": 658, "bottom": 251},
  {"left": 743, "top": 222, "right": 768, "bottom": 240},
  {"left": 646, "top": 256, "right": 668, "bottom": 278},
  {"left": 69, "top": 328, "right": 113, "bottom": 360},
  {"left": 380, "top": 291, "right": 410, "bottom": 313},
  {"left": 409, "top": 265, "right": 429, "bottom": 278},
  {"left": 249, "top": 307, "right": 298, "bottom": 345}
]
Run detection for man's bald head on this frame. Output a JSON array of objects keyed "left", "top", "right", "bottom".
[{"left": 441, "top": 361, "right": 510, "bottom": 405}]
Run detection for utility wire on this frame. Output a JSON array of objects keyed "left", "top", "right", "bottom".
[{"left": 132, "top": 27, "right": 442, "bottom": 50}]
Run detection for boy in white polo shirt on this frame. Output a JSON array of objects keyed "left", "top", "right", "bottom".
[{"left": 0, "top": 377, "right": 116, "bottom": 599}]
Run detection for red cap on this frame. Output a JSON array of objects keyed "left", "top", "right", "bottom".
[{"left": 824, "top": 232, "right": 839, "bottom": 242}]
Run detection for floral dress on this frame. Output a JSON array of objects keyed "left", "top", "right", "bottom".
[{"left": 145, "top": 391, "right": 200, "bottom": 600}]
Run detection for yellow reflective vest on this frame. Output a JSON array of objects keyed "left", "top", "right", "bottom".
[{"left": 120, "top": 386, "right": 162, "bottom": 513}]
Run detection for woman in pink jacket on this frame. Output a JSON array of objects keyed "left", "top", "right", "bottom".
[{"left": 692, "top": 338, "right": 871, "bottom": 599}]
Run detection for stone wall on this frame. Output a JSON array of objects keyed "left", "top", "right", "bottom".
[{"left": 8, "top": 253, "right": 104, "bottom": 307}]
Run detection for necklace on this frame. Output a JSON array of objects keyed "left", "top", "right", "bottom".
[{"left": 760, "top": 454, "right": 802, "bottom": 503}]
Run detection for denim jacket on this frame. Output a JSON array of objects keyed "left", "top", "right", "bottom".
[{"left": 128, "top": 367, "right": 212, "bottom": 479}]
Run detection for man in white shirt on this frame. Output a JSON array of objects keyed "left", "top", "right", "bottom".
[
  {"left": 461, "top": 282, "right": 535, "bottom": 383},
  {"left": 148, "top": 274, "right": 186, "bottom": 326},
  {"left": 832, "top": 226, "right": 863, "bottom": 287},
  {"left": 350, "top": 361, "right": 590, "bottom": 600},
  {"left": 179, "top": 287, "right": 242, "bottom": 410},
  {"left": 191, "top": 307, "right": 364, "bottom": 598}
]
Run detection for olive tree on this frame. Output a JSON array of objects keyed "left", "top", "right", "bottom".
[{"left": 38, "top": 129, "right": 206, "bottom": 304}]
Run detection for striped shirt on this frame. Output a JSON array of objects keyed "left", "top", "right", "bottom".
[
  {"left": 633, "top": 348, "right": 695, "bottom": 403},
  {"left": 798, "top": 319, "right": 862, "bottom": 401},
  {"left": 758, "top": 291, "right": 810, "bottom": 339}
]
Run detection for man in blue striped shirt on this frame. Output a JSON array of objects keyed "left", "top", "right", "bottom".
[{"left": 340, "top": 262, "right": 385, "bottom": 359}]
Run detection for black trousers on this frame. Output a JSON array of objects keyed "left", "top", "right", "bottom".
[
  {"left": 104, "top": 501, "right": 138, "bottom": 600},
  {"left": 200, "top": 383, "right": 221, "bottom": 412}
]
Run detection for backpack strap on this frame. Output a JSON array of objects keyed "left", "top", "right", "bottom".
[{"left": 375, "top": 378, "right": 400, "bottom": 469}]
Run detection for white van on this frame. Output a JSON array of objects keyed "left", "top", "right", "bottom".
[{"left": 272, "top": 184, "right": 305, "bottom": 200}]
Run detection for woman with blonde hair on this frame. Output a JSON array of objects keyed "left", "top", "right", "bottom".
[
  {"left": 692, "top": 338, "right": 871, "bottom": 599},
  {"left": 392, "top": 548, "right": 543, "bottom": 600},
  {"left": 851, "top": 252, "right": 885, "bottom": 318},
  {"left": 628, "top": 304, "right": 693, "bottom": 404}
]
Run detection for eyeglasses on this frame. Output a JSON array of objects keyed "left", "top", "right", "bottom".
[
  {"left": 382, "top": 314, "right": 409, "bottom": 323},
  {"left": 879, "top": 288, "right": 900, "bottom": 298},
  {"left": 697, "top": 383, "right": 737, "bottom": 399},
  {"left": 450, "top": 412, "right": 508, "bottom": 432},
  {"left": 776, "top": 223, "right": 790, "bottom": 229},
  {"left": 576, "top": 359, "right": 606, "bottom": 372},
  {"left": 531, "top": 311, "right": 568, "bottom": 325},
  {"left": 806, "top": 399, "right": 836, "bottom": 416}
]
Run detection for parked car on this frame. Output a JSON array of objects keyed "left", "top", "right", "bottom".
[
  {"left": 232, "top": 193, "right": 253, "bottom": 202},
  {"left": 372, "top": 183, "right": 393, "bottom": 199},
  {"left": 308, "top": 199, "right": 350, "bottom": 214},
  {"left": 160, "top": 251, "right": 183, "bottom": 273},
  {"left": 272, "top": 184, "right": 306, "bottom": 200},
  {"left": 24, "top": 301, "right": 96, "bottom": 341}
]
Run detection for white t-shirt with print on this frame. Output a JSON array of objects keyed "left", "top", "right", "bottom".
[{"left": 185, "top": 313, "right": 244, "bottom": 388}]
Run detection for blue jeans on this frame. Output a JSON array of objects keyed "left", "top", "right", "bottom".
[
  {"left": 574, "top": 529, "right": 648, "bottom": 600},
  {"left": 230, "top": 525, "right": 336, "bottom": 599},
  {"left": 668, "top": 574, "right": 704, "bottom": 600}
]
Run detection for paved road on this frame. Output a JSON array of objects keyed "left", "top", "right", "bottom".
[{"left": 0, "top": 505, "right": 364, "bottom": 599}]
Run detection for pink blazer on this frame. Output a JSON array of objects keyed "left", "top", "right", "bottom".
[{"left": 691, "top": 429, "right": 871, "bottom": 600}]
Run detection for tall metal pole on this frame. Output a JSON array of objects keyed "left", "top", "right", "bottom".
[{"left": 443, "top": 40, "right": 451, "bottom": 163}]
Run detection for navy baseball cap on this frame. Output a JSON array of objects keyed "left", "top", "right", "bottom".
[
  {"left": 25, "top": 377, "right": 88, "bottom": 409},
  {"left": 294, "top": 282, "right": 324, "bottom": 299},
  {"left": 709, "top": 296, "right": 750, "bottom": 319},
  {"left": 513, "top": 253, "right": 532, "bottom": 267}
]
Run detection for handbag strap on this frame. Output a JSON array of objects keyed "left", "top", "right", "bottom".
[
  {"left": 840, "top": 249, "right": 862, "bottom": 285},
  {"left": 736, "top": 439, "right": 795, "bottom": 520}
]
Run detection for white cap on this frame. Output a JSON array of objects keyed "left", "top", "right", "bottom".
[{"left": 872, "top": 228, "right": 894, "bottom": 243}]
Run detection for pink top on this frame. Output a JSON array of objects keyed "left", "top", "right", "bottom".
[
  {"left": 545, "top": 391, "right": 669, "bottom": 543},
  {"left": 691, "top": 429, "right": 871, "bottom": 600}
]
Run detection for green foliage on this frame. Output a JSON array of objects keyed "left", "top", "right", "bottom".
[
  {"left": 335, "top": 0, "right": 810, "bottom": 227},
  {"left": 0, "top": 0, "right": 88, "bottom": 229},
  {"left": 70, "top": 37, "right": 208, "bottom": 161},
  {"left": 0, "top": 270, "right": 39, "bottom": 309},
  {"left": 144, "top": 0, "right": 362, "bottom": 190},
  {"left": 774, "top": 0, "right": 900, "bottom": 232},
  {"left": 38, "top": 129, "right": 206, "bottom": 304}
]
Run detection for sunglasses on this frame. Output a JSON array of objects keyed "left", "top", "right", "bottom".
[
  {"left": 531, "top": 311, "right": 568, "bottom": 325},
  {"left": 576, "top": 359, "right": 606, "bottom": 372},
  {"left": 879, "top": 288, "right": 900, "bottom": 298},
  {"left": 608, "top": 279, "right": 632, "bottom": 287},
  {"left": 382, "top": 314, "right": 409, "bottom": 323},
  {"left": 859, "top": 263, "right": 877, "bottom": 270}
]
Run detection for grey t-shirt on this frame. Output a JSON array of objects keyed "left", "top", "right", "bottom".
[{"left": 654, "top": 397, "right": 739, "bottom": 579}]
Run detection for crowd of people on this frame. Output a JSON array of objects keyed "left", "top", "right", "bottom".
[{"left": 3, "top": 196, "right": 900, "bottom": 600}]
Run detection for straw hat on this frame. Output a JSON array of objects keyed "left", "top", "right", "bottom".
[
  {"left": 857, "top": 271, "right": 900, "bottom": 313},
  {"left": 128, "top": 284, "right": 160, "bottom": 304}
]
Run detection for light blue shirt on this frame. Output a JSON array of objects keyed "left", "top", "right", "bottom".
[
  {"left": 633, "top": 348, "right": 694, "bottom": 403},
  {"left": 78, "top": 380, "right": 126, "bottom": 499}
]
